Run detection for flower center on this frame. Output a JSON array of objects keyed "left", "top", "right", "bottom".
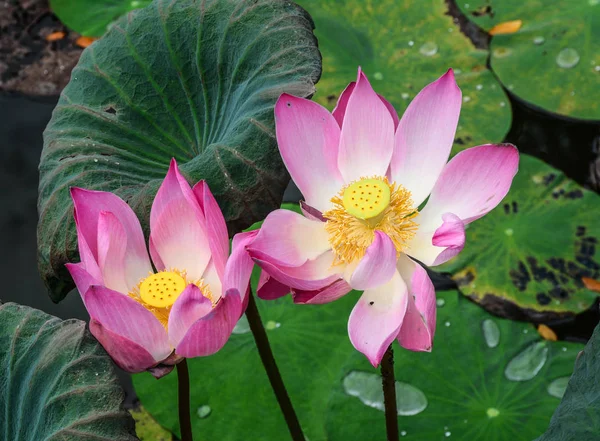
[
  {"left": 323, "top": 176, "right": 419, "bottom": 266},
  {"left": 139, "top": 271, "right": 187, "bottom": 308},
  {"left": 342, "top": 178, "right": 391, "bottom": 220}
]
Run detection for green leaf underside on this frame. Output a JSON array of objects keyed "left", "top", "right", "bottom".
[
  {"left": 38, "top": 0, "right": 321, "bottom": 301},
  {"left": 133, "top": 284, "right": 582, "bottom": 441},
  {"left": 536, "top": 323, "right": 600, "bottom": 440},
  {"left": 0, "top": 303, "right": 137, "bottom": 441},
  {"left": 458, "top": 0, "right": 600, "bottom": 120},
  {"left": 440, "top": 153, "right": 600, "bottom": 319},
  {"left": 295, "top": 0, "right": 511, "bottom": 155},
  {"left": 50, "top": 0, "right": 152, "bottom": 37}
]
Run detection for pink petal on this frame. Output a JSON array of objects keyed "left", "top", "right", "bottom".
[
  {"left": 173, "top": 288, "right": 242, "bottom": 358},
  {"left": 390, "top": 69, "right": 462, "bottom": 206},
  {"left": 275, "top": 94, "right": 344, "bottom": 212},
  {"left": 89, "top": 319, "right": 162, "bottom": 373},
  {"left": 252, "top": 250, "right": 340, "bottom": 291},
  {"left": 349, "top": 231, "right": 397, "bottom": 290},
  {"left": 168, "top": 284, "right": 215, "bottom": 348},
  {"left": 419, "top": 143, "right": 519, "bottom": 224},
  {"left": 338, "top": 69, "right": 395, "bottom": 182},
  {"left": 257, "top": 270, "right": 290, "bottom": 300},
  {"left": 150, "top": 159, "right": 211, "bottom": 280},
  {"left": 70, "top": 187, "right": 151, "bottom": 282},
  {"left": 292, "top": 278, "right": 352, "bottom": 304},
  {"left": 300, "top": 201, "right": 326, "bottom": 222},
  {"left": 348, "top": 271, "right": 408, "bottom": 367},
  {"left": 406, "top": 212, "right": 465, "bottom": 267},
  {"left": 396, "top": 254, "right": 436, "bottom": 352},
  {"left": 193, "top": 180, "right": 229, "bottom": 279},
  {"left": 66, "top": 263, "right": 101, "bottom": 298},
  {"left": 201, "top": 259, "right": 223, "bottom": 302},
  {"left": 248, "top": 209, "right": 331, "bottom": 267},
  {"left": 97, "top": 211, "right": 128, "bottom": 294},
  {"left": 84, "top": 285, "right": 172, "bottom": 365},
  {"left": 332, "top": 81, "right": 400, "bottom": 129},
  {"left": 223, "top": 230, "right": 258, "bottom": 307}
]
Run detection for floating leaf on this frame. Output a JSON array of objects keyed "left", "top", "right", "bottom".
[
  {"left": 134, "top": 283, "right": 582, "bottom": 440},
  {"left": 50, "top": 0, "right": 152, "bottom": 37},
  {"left": 0, "top": 302, "right": 137, "bottom": 441},
  {"left": 458, "top": 0, "right": 600, "bottom": 120},
  {"left": 295, "top": 0, "right": 511, "bottom": 155},
  {"left": 440, "top": 154, "right": 600, "bottom": 320},
  {"left": 38, "top": 0, "right": 321, "bottom": 301},
  {"left": 326, "top": 291, "right": 583, "bottom": 441},
  {"left": 536, "top": 323, "right": 600, "bottom": 440}
]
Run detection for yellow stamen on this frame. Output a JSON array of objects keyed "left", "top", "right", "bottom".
[
  {"left": 140, "top": 271, "right": 186, "bottom": 308},
  {"left": 323, "top": 176, "right": 418, "bottom": 265},
  {"left": 128, "top": 269, "right": 214, "bottom": 329}
]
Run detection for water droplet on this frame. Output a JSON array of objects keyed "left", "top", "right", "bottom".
[
  {"left": 556, "top": 48, "right": 580, "bottom": 68},
  {"left": 482, "top": 319, "right": 500, "bottom": 348},
  {"left": 342, "top": 371, "right": 428, "bottom": 416},
  {"left": 373, "top": 72, "right": 384, "bottom": 81},
  {"left": 436, "top": 298, "right": 446, "bottom": 307},
  {"left": 499, "top": 102, "right": 506, "bottom": 107},
  {"left": 445, "top": 431, "right": 451, "bottom": 437},
  {"left": 197, "top": 405, "right": 211, "bottom": 418},
  {"left": 562, "top": 347, "right": 568, "bottom": 352},
  {"left": 487, "top": 407, "right": 500, "bottom": 418},
  {"left": 131, "top": 0, "right": 142, "bottom": 6},
  {"left": 504, "top": 228, "right": 514, "bottom": 236},
  {"left": 94, "top": 159, "right": 98, "bottom": 163},
  {"left": 408, "top": 40, "right": 415, "bottom": 47},
  {"left": 419, "top": 42, "right": 438, "bottom": 56},
  {"left": 463, "top": 96, "right": 471, "bottom": 103},
  {"left": 547, "top": 377, "right": 570, "bottom": 398},
  {"left": 232, "top": 315, "right": 250, "bottom": 334},
  {"left": 265, "top": 320, "right": 281, "bottom": 330},
  {"left": 454, "top": 69, "right": 462, "bottom": 75},
  {"left": 401, "top": 93, "right": 410, "bottom": 100},
  {"left": 464, "top": 3, "right": 470, "bottom": 8},
  {"left": 445, "top": 321, "right": 451, "bottom": 327},
  {"left": 533, "top": 36, "right": 545, "bottom": 45},
  {"left": 475, "top": 84, "right": 483, "bottom": 90},
  {"left": 590, "top": 0, "right": 599, "bottom": 5},
  {"left": 493, "top": 47, "right": 512, "bottom": 58},
  {"left": 595, "top": 66, "right": 600, "bottom": 71},
  {"left": 523, "top": 329, "right": 529, "bottom": 334},
  {"left": 505, "top": 341, "right": 548, "bottom": 381},
  {"left": 448, "top": 28, "right": 454, "bottom": 33},
  {"left": 401, "top": 431, "right": 407, "bottom": 436}
]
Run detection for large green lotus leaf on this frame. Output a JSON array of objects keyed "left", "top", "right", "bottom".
[
  {"left": 0, "top": 302, "right": 137, "bottom": 440},
  {"left": 132, "top": 269, "right": 361, "bottom": 441},
  {"left": 38, "top": 0, "right": 321, "bottom": 301},
  {"left": 536, "top": 323, "right": 600, "bottom": 440},
  {"left": 326, "top": 290, "right": 583, "bottom": 441},
  {"left": 457, "top": 0, "right": 600, "bottom": 120},
  {"left": 50, "top": 0, "right": 152, "bottom": 37},
  {"left": 440, "top": 154, "right": 600, "bottom": 320},
  {"left": 295, "top": 0, "right": 511, "bottom": 155}
]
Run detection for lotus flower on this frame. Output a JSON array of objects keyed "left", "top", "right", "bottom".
[
  {"left": 66, "top": 159, "right": 256, "bottom": 376},
  {"left": 247, "top": 68, "right": 519, "bottom": 366}
]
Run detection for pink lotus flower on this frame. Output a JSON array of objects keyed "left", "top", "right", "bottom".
[
  {"left": 247, "top": 68, "right": 519, "bottom": 367},
  {"left": 66, "top": 159, "right": 256, "bottom": 376}
]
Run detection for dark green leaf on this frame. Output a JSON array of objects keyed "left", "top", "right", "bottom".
[
  {"left": 38, "top": 0, "right": 321, "bottom": 301},
  {"left": 440, "top": 154, "right": 600, "bottom": 320},
  {"left": 536, "top": 323, "right": 600, "bottom": 440},
  {"left": 0, "top": 302, "right": 137, "bottom": 441},
  {"left": 50, "top": 0, "right": 152, "bottom": 37}
]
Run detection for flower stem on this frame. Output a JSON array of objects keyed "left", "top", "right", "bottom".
[
  {"left": 245, "top": 289, "right": 305, "bottom": 441},
  {"left": 176, "top": 359, "right": 194, "bottom": 441},
  {"left": 381, "top": 345, "right": 399, "bottom": 441}
]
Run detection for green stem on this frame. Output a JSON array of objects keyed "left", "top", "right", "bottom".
[
  {"left": 176, "top": 359, "right": 194, "bottom": 441},
  {"left": 245, "top": 289, "right": 305, "bottom": 441},
  {"left": 381, "top": 345, "right": 399, "bottom": 441}
]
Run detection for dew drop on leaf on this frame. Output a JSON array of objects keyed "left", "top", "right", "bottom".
[
  {"left": 482, "top": 319, "right": 500, "bottom": 348},
  {"left": 505, "top": 341, "right": 548, "bottom": 381}
]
